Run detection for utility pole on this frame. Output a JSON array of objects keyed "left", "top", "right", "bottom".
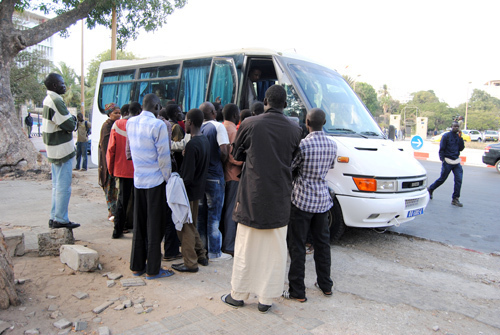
[
  {"left": 80, "top": 19, "right": 85, "bottom": 117},
  {"left": 464, "top": 81, "right": 471, "bottom": 130},
  {"left": 111, "top": 7, "right": 117, "bottom": 60}
]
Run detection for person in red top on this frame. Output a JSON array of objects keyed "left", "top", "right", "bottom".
[{"left": 107, "top": 102, "right": 141, "bottom": 239}]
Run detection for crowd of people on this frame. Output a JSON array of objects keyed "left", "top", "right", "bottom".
[{"left": 41, "top": 72, "right": 338, "bottom": 313}]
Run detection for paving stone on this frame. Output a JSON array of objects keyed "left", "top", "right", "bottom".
[
  {"left": 47, "top": 304, "right": 58, "bottom": 311},
  {"left": 114, "top": 303, "right": 125, "bottom": 310},
  {"left": 38, "top": 229, "right": 74, "bottom": 256},
  {"left": 121, "top": 278, "right": 146, "bottom": 287},
  {"left": 123, "top": 299, "right": 132, "bottom": 308},
  {"left": 107, "top": 273, "right": 123, "bottom": 280},
  {"left": 72, "top": 291, "right": 89, "bottom": 300},
  {"left": 53, "top": 319, "right": 72, "bottom": 329},
  {"left": 98, "top": 326, "right": 110, "bottom": 335},
  {"left": 92, "top": 301, "right": 114, "bottom": 314},
  {"left": 74, "top": 321, "right": 88, "bottom": 331},
  {"left": 132, "top": 297, "right": 145, "bottom": 304},
  {"left": 59, "top": 245, "right": 99, "bottom": 271},
  {"left": 24, "top": 329, "right": 39, "bottom": 335},
  {"left": 107, "top": 280, "right": 116, "bottom": 288},
  {"left": 92, "top": 317, "right": 102, "bottom": 323}
]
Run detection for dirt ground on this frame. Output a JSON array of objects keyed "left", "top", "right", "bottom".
[{"left": 1, "top": 169, "right": 500, "bottom": 335}]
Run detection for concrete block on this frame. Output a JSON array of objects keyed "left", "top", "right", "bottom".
[
  {"left": 2, "top": 231, "right": 25, "bottom": 257},
  {"left": 59, "top": 245, "right": 99, "bottom": 272},
  {"left": 74, "top": 321, "right": 88, "bottom": 331},
  {"left": 24, "top": 329, "right": 40, "bottom": 335},
  {"left": 107, "top": 273, "right": 123, "bottom": 280},
  {"left": 92, "top": 301, "right": 113, "bottom": 314},
  {"left": 53, "top": 319, "right": 72, "bottom": 329},
  {"left": 120, "top": 278, "right": 146, "bottom": 287},
  {"left": 72, "top": 291, "right": 89, "bottom": 300},
  {"left": 98, "top": 326, "right": 110, "bottom": 335},
  {"left": 38, "top": 230, "right": 74, "bottom": 256}
]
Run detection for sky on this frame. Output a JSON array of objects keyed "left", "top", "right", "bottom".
[{"left": 52, "top": 0, "right": 500, "bottom": 108}]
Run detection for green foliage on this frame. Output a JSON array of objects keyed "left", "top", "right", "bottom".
[
  {"left": 25, "top": 0, "right": 187, "bottom": 49},
  {"left": 456, "top": 89, "right": 500, "bottom": 130},
  {"left": 411, "top": 90, "right": 440, "bottom": 104},
  {"left": 404, "top": 90, "right": 457, "bottom": 130},
  {"left": 355, "top": 82, "right": 381, "bottom": 116},
  {"left": 10, "top": 50, "right": 48, "bottom": 108}
]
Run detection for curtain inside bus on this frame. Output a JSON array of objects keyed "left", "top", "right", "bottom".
[
  {"left": 208, "top": 62, "right": 233, "bottom": 105},
  {"left": 100, "top": 73, "right": 134, "bottom": 111},
  {"left": 138, "top": 72, "right": 151, "bottom": 104},
  {"left": 181, "top": 65, "right": 209, "bottom": 111}
]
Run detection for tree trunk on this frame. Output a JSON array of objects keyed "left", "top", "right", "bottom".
[{"left": 0, "top": 228, "right": 20, "bottom": 309}]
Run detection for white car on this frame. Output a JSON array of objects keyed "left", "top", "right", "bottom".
[{"left": 463, "top": 129, "right": 482, "bottom": 142}]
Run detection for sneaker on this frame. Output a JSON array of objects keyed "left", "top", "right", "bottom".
[
  {"left": 210, "top": 252, "right": 232, "bottom": 262},
  {"left": 73, "top": 168, "right": 79, "bottom": 171},
  {"left": 427, "top": 187, "right": 433, "bottom": 200},
  {"left": 258, "top": 302, "right": 272, "bottom": 314},
  {"left": 80, "top": 168, "right": 87, "bottom": 171},
  {"left": 451, "top": 198, "right": 463, "bottom": 207},
  {"left": 52, "top": 221, "right": 80, "bottom": 229}
]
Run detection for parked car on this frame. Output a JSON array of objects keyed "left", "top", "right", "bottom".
[
  {"left": 482, "top": 143, "right": 500, "bottom": 173},
  {"left": 462, "top": 129, "right": 482, "bottom": 142},
  {"left": 484, "top": 130, "right": 499, "bottom": 142},
  {"left": 431, "top": 131, "right": 471, "bottom": 142}
]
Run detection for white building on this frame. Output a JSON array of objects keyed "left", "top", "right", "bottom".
[
  {"left": 484, "top": 80, "right": 500, "bottom": 100},
  {"left": 13, "top": 10, "right": 54, "bottom": 73}
]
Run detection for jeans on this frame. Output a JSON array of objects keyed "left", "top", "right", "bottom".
[
  {"left": 197, "top": 177, "right": 225, "bottom": 259},
  {"left": 429, "top": 161, "right": 463, "bottom": 199},
  {"left": 50, "top": 159, "right": 73, "bottom": 223},
  {"left": 287, "top": 204, "right": 333, "bottom": 299},
  {"left": 75, "top": 141, "right": 88, "bottom": 170}
]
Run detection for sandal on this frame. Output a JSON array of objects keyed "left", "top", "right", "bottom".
[
  {"left": 146, "top": 268, "right": 175, "bottom": 280},
  {"left": 123, "top": 229, "right": 130, "bottom": 234},
  {"left": 282, "top": 290, "right": 307, "bottom": 302},
  {"left": 314, "top": 282, "right": 332, "bottom": 297},
  {"left": 132, "top": 269, "right": 146, "bottom": 277},
  {"left": 221, "top": 293, "right": 244, "bottom": 308}
]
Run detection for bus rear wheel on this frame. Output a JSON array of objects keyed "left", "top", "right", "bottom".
[{"left": 328, "top": 197, "right": 346, "bottom": 241}]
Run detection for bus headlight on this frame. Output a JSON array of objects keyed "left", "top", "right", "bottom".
[{"left": 353, "top": 178, "right": 397, "bottom": 192}]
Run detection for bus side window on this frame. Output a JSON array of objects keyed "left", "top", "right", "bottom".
[
  {"left": 99, "top": 70, "right": 135, "bottom": 113},
  {"left": 178, "top": 59, "right": 211, "bottom": 111}
]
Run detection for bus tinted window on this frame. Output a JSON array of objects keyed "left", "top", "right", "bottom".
[
  {"left": 136, "top": 79, "right": 178, "bottom": 106},
  {"left": 99, "top": 70, "right": 136, "bottom": 112},
  {"left": 139, "top": 65, "right": 179, "bottom": 78},
  {"left": 178, "top": 59, "right": 211, "bottom": 111},
  {"left": 288, "top": 64, "right": 382, "bottom": 137}
]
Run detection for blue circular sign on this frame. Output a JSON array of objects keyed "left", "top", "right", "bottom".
[{"left": 411, "top": 135, "right": 424, "bottom": 150}]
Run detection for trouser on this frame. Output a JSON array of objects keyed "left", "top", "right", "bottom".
[
  {"left": 177, "top": 201, "right": 207, "bottom": 269},
  {"left": 163, "top": 205, "right": 180, "bottom": 257},
  {"left": 27, "top": 126, "right": 32, "bottom": 137},
  {"left": 197, "top": 177, "right": 225, "bottom": 259},
  {"left": 130, "top": 183, "right": 167, "bottom": 276},
  {"left": 287, "top": 204, "right": 333, "bottom": 299},
  {"left": 221, "top": 180, "right": 238, "bottom": 254},
  {"left": 114, "top": 177, "right": 134, "bottom": 233},
  {"left": 429, "top": 161, "right": 463, "bottom": 199},
  {"left": 50, "top": 159, "right": 73, "bottom": 223},
  {"left": 75, "top": 141, "right": 88, "bottom": 170}
]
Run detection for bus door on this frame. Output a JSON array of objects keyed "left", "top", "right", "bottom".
[{"left": 206, "top": 57, "right": 238, "bottom": 105}]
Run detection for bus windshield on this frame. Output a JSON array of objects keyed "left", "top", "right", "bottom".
[{"left": 287, "top": 62, "right": 383, "bottom": 138}]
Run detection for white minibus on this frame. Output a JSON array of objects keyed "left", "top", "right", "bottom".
[{"left": 91, "top": 48, "right": 429, "bottom": 239}]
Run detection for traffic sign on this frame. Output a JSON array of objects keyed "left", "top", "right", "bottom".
[{"left": 411, "top": 135, "right": 423, "bottom": 150}]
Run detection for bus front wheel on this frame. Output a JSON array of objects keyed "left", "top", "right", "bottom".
[{"left": 328, "top": 198, "right": 346, "bottom": 241}]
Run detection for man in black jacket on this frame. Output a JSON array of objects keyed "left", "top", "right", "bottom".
[
  {"left": 428, "top": 121, "right": 465, "bottom": 207},
  {"left": 221, "top": 85, "right": 302, "bottom": 314}
]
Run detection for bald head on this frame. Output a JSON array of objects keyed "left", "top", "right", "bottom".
[
  {"left": 143, "top": 93, "right": 161, "bottom": 116},
  {"left": 199, "top": 102, "right": 215, "bottom": 120},
  {"left": 306, "top": 108, "right": 326, "bottom": 132}
]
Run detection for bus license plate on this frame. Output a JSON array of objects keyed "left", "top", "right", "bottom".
[{"left": 407, "top": 208, "right": 424, "bottom": 218}]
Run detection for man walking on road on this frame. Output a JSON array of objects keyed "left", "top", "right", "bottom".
[
  {"left": 428, "top": 121, "right": 465, "bottom": 207},
  {"left": 75, "top": 112, "right": 91, "bottom": 171}
]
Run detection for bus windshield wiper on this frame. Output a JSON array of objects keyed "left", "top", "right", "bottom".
[{"left": 327, "top": 128, "right": 368, "bottom": 138}]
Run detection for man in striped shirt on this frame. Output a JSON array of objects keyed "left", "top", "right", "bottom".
[
  {"left": 42, "top": 73, "right": 79, "bottom": 230},
  {"left": 127, "top": 93, "right": 174, "bottom": 280},
  {"left": 284, "top": 108, "right": 337, "bottom": 302}
]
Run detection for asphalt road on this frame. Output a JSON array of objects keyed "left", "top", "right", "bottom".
[{"left": 389, "top": 160, "right": 500, "bottom": 254}]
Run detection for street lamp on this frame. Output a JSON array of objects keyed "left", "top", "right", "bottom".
[{"left": 464, "top": 81, "right": 472, "bottom": 130}]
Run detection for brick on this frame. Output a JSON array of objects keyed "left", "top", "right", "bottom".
[
  {"left": 72, "top": 291, "right": 89, "bottom": 300},
  {"left": 59, "top": 245, "right": 99, "bottom": 272},
  {"left": 24, "top": 329, "right": 40, "bottom": 335},
  {"left": 107, "top": 273, "right": 123, "bottom": 280},
  {"left": 74, "top": 321, "right": 88, "bottom": 331},
  {"left": 120, "top": 278, "right": 146, "bottom": 287},
  {"left": 92, "top": 301, "right": 114, "bottom": 314},
  {"left": 98, "top": 326, "right": 110, "bottom": 335},
  {"left": 107, "top": 280, "right": 116, "bottom": 288},
  {"left": 53, "top": 319, "right": 72, "bottom": 329}
]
